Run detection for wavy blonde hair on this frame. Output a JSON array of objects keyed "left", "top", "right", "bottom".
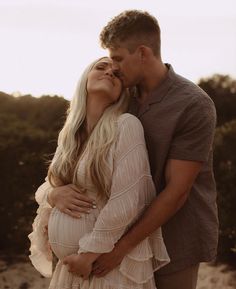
[{"left": 48, "top": 57, "right": 130, "bottom": 198}]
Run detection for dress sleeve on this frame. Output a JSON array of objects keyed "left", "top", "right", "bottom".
[
  {"left": 78, "top": 114, "right": 170, "bottom": 283},
  {"left": 28, "top": 178, "right": 53, "bottom": 278}
]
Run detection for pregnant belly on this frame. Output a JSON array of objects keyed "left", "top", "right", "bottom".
[{"left": 48, "top": 208, "right": 97, "bottom": 259}]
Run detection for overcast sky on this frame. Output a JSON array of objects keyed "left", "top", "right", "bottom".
[{"left": 0, "top": 0, "right": 236, "bottom": 99}]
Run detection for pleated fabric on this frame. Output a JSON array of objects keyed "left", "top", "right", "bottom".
[
  {"left": 28, "top": 180, "right": 53, "bottom": 277},
  {"left": 28, "top": 113, "right": 170, "bottom": 289}
]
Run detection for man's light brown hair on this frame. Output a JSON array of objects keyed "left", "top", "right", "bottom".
[{"left": 100, "top": 10, "right": 161, "bottom": 57}]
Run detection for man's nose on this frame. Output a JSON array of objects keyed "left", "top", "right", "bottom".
[
  {"left": 105, "top": 68, "right": 115, "bottom": 77},
  {"left": 112, "top": 62, "right": 119, "bottom": 71}
]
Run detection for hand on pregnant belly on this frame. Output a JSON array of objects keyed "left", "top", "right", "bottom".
[{"left": 63, "top": 253, "right": 93, "bottom": 279}]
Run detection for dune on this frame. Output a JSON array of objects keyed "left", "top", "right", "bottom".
[{"left": 0, "top": 258, "right": 236, "bottom": 289}]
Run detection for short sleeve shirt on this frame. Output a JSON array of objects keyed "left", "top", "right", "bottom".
[{"left": 129, "top": 64, "right": 219, "bottom": 274}]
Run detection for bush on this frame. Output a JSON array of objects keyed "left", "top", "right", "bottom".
[
  {"left": 1, "top": 83, "right": 236, "bottom": 266},
  {"left": 198, "top": 74, "right": 236, "bottom": 126},
  {"left": 214, "top": 120, "right": 236, "bottom": 265},
  {"left": 0, "top": 93, "right": 68, "bottom": 254}
]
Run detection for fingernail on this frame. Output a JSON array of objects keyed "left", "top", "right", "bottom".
[
  {"left": 92, "top": 205, "right": 97, "bottom": 209},
  {"left": 92, "top": 201, "right": 96, "bottom": 205},
  {"left": 87, "top": 209, "right": 91, "bottom": 213}
]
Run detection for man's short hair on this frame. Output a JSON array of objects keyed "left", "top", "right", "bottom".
[{"left": 100, "top": 10, "right": 161, "bottom": 56}]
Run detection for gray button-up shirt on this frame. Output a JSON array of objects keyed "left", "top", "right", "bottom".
[{"left": 129, "top": 64, "right": 219, "bottom": 274}]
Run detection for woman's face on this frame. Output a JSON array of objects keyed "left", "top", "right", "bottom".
[{"left": 87, "top": 58, "right": 123, "bottom": 104}]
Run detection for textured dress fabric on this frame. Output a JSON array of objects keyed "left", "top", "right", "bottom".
[{"left": 28, "top": 113, "right": 170, "bottom": 289}]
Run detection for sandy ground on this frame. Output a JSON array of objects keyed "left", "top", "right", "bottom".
[{"left": 0, "top": 258, "right": 236, "bottom": 289}]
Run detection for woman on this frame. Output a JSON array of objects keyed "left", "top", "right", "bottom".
[{"left": 28, "top": 57, "right": 170, "bottom": 289}]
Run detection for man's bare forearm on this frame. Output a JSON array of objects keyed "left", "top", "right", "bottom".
[{"left": 116, "top": 159, "right": 202, "bottom": 254}]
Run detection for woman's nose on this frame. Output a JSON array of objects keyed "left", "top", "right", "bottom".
[{"left": 105, "top": 68, "right": 115, "bottom": 77}]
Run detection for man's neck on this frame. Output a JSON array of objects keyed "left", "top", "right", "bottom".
[{"left": 137, "top": 61, "right": 168, "bottom": 104}]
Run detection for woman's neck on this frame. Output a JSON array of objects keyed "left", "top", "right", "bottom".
[{"left": 85, "top": 96, "right": 108, "bottom": 135}]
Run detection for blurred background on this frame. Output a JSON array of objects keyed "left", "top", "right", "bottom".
[{"left": 0, "top": 0, "right": 236, "bottom": 288}]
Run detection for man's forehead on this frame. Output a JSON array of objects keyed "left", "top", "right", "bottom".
[
  {"left": 109, "top": 47, "right": 123, "bottom": 56},
  {"left": 109, "top": 47, "right": 131, "bottom": 60}
]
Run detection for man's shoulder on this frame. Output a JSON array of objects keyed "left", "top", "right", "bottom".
[{"left": 169, "top": 71, "right": 214, "bottom": 108}]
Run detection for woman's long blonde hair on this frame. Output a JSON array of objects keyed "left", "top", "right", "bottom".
[{"left": 48, "top": 57, "right": 130, "bottom": 197}]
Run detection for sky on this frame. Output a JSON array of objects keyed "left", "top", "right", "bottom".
[{"left": 0, "top": 0, "right": 236, "bottom": 99}]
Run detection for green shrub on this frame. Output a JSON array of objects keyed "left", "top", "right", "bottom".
[{"left": 214, "top": 120, "right": 236, "bottom": 265}]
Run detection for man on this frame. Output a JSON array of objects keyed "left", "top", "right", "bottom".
[{"left": 48, "top": 10, "right": 218, "bottom": 289}]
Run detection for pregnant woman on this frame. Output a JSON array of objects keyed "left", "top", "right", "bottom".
[{"left": 28, "top": 57, "right": 169, "bottom": 289}]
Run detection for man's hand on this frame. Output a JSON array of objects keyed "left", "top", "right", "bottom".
[
  {"left": 48, "top": 184, "right": 96, "bottom": 218},
  {"left": 92, "top": 243, "right": 127, "bottom": 277},
  {"left": 63, "top": 254, "right": 93, "bottom": 279}
]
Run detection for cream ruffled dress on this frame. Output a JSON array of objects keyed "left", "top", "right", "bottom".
[{"left": 28, "top": 113, "right": 170, "bottom": 289}]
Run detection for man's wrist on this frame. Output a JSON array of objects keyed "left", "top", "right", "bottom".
[{"left": 116, "top": 236, "right": 134, "bottom": 256}]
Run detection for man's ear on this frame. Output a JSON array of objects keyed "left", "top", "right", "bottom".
[{"left": 138, "top": 45, "right": 150, "bottom": 62}]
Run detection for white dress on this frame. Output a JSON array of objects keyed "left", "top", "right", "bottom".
[{"left": 28, "top": 113, "right": 170, "bottom": 289}]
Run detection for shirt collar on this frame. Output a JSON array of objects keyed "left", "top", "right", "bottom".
[
  {"left": 145, "top": 63, "right": 175, "bottom": 104},
  {"left": 129, "top": 64, "right": 176, "bottom": 116}
]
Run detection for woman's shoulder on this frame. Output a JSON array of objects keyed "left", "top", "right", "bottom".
[
  {"left": 116, "top": 113, "right": 145, "bottom": 140},
  {"left": 117, "top": 113, "right": 143, "bottom": 130}
]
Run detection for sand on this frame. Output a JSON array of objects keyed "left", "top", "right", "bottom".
[{"left": 0, "top": 258, "right": 236, "bottom": 289}]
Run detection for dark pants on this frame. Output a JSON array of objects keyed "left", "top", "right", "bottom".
[{"left": 155, "top": 264, "right": 200, "bottom": 289}]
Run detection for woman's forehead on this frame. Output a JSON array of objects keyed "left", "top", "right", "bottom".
[{"left": 96, "top": 57, "right": 112, "bottom": 66}]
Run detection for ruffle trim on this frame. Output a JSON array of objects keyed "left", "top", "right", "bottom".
[
  {"left": 35, "top": 179, "right": 53, "bottom": 207},
  {"left": 50, "top": 279, "right": 156, "bottom": 289},
  {"left": 119, "top": 236, "right": 170, "bottom": 284},
  {"left": 49, "top": 260, "right": 157, "bottom": 289},
  {"left": 79, "top": 229, "right": 170, "bottom": 284},
  {"left": 28, "top": 205, "right": 53, "bottom": 277}
]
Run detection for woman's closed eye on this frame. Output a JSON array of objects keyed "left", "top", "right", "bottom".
[{"left": 95, "top": 65, "right": 106, "bottom": 70}]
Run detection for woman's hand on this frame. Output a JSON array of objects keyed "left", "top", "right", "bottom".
[
  {"left": 63, "top": 252, "right": 101, "bottom": 279},
  {"left": 48, "top": 184, "right": 96, "bottom": 218}
]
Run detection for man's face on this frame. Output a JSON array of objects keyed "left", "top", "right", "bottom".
[{"left": 108, "top": 46, "right": 142, "bottom": 88}]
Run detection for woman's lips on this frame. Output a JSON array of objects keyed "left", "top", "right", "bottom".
[{"left": 100, "top": 76, "right": 114, "bottom": 86}]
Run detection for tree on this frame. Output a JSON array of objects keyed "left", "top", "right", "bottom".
[
  {"left": 0, "top": 93, "right": 68, "bottom": 253},
  {"left": 214, "top": 120, "right": 236, "bottom": 264},
  {"left": 198, "top": 74, "right": 236, "bottom": 126}
]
